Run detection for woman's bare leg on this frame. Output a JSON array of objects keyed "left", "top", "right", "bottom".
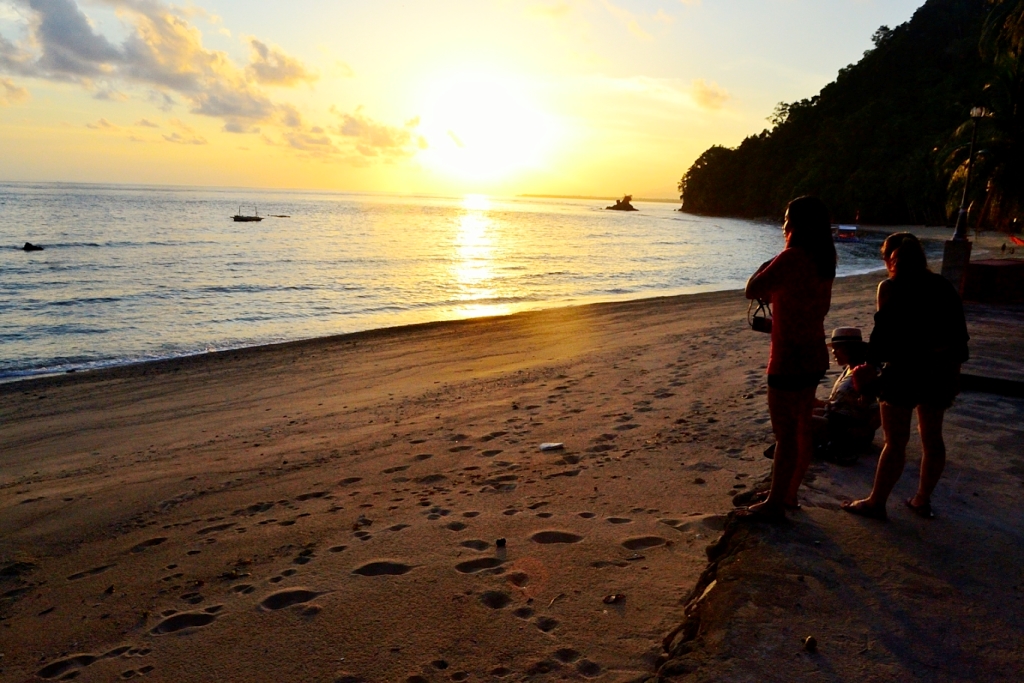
[
  {"left": 785, "top": 387, "right": 817, "bottom": 506},
  {"left": 844, "top": 402, "right": 912, "bottom": 515},
  {"left": 910, "top": 405, "right": 946, "bottom": 507},
  {"left": 750, "top": 385, "right": 816, "bottom": 514}
]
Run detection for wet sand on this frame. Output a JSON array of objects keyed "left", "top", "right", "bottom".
[{"left": 2, "top": 270, "right": 1012, "bottom": 683}]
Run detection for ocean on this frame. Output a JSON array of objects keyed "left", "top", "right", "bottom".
[{"left": 1, "top": 182, "right": 906, "bottom": 381}]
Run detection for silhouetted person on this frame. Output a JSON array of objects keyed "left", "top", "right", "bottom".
[
  {"left": 842, "top": 233, "right": 969, "bottom": 520},
  {"left": 743, "top": 196, "right": 836, "bottom": 520}
]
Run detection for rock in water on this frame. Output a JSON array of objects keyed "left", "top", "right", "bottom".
[{"left": 22, "top": 242, "right": 44, "bottom": 251}]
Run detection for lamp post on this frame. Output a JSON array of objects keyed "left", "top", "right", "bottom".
[{"left": 942, "top": 106, "right": 988, "bottom": 292}]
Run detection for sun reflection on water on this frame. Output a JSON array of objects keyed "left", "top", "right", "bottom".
[{"left": 449, "top": 194, "right": 513, "bottom": 318}]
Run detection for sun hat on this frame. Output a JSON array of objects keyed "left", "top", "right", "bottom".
[{"left": 828, "top": 327, "right": 863, "bottom": 346}]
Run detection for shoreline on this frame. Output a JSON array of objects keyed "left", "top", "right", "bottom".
[{"left": 0, "top": 271, "right": 885, "bottom": 392}]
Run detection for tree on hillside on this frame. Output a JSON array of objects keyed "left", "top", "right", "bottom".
[
  {"left": 955, "top": 0, "right": 1024, "bottom": 231},
  {"left": 677, "top": 0, "right": 994, "bottom": 225}
]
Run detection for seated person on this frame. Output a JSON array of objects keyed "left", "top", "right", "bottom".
[{"left": 813, "top": 327, "right": 880, "bottom": 462}]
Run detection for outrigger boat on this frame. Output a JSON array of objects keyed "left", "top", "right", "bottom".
[{"left": 233, "top": 206, "right": 263, "bottom": 222}]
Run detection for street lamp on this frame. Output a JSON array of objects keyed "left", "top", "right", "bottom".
[
  {"left": 952, "top": 106, "right": 989, "bottom": 241},
  {"left": 942, "top": 106, "right": 988, "bottom": 292}
]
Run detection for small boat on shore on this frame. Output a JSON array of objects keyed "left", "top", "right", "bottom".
[
  {"left": 233, "top": 206, "right": 263, "bottom": 222},
  {"left": 834, "top": 224, "right": 859, "bottom": 242}
]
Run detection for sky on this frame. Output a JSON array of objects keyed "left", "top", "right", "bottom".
[{"left": 0, "top": 0, "right": 926, "bottom": 198}]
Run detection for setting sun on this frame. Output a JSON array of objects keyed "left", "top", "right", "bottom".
[{"left": 416, "top": 70, "right": 560, "bottom": 183}]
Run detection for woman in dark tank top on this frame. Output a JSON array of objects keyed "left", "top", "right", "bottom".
[{"left": 842, "top": 233, "right": 968, "bottom": 520}]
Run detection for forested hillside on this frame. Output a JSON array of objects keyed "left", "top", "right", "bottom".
[{"left": 679, "top": 0, "right": 1022, "bottom": 228}]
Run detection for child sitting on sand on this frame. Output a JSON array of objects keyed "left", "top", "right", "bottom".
[{"left": 813, "top": 327, "right": 880, "bottom": 464}]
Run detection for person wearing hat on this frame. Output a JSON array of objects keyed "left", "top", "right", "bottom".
[{"left": 812, "top": 327, "right": 880, "bottom": 463}]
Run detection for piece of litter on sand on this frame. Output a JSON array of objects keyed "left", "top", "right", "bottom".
[
  {"left": 603, "top": 593, "right": 625, "bottom": 605},
  {"left": 548, "top": 593, "right": 566, "bottom": 608},
  {"left": 539, "top": 442, "right": 564, "bottom": 451}
]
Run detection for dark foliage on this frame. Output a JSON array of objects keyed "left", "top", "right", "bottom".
[{"left": 679, "top": 0, "right": 1002, "bottom": 225}]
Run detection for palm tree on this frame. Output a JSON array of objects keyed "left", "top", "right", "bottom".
[{"left": 952, "top": 0, "right": 1024, "bottom": 231}]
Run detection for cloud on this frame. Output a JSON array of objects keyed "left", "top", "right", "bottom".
[
  {"left": 86, "top": 117, "right": 119, "bottom": 130},
  {"left": 162, "top": 131, "right": 207, "bottom": 144},
  {"left": 691, "top": 78, "right": 729, "bottom": 110},
  {"left": 0, "top": 77, "right": 29, "bottom": 105},
  {"left": 447, "top": 130, "right": 465, "bottom": 148},
  {"left": 95, "top": 87, "right": 129, "bottom": 101},
  {"left": 333, "top": 106, "right": 425, "bottom": 158},
  {"left": 527, "top": 2, "right": 573, "bottom": 20},
  {"left": 599, "top": 0, "right": 651, "bottom": 40},
  {"left": 0, "top": 0, "right": 425, "bottom": 167},
  {"left": 0, "top": 0, "right": 313, "bottom": 132},
  {"left": 247, "top": 39, "right": 317, "bottom": 86}
]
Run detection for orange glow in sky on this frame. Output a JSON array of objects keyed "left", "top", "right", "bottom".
[{"left": 0, "top": 0, "right": 926, "bottom": 197}]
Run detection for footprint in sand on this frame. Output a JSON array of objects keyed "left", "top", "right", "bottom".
[
  {"left": 231, "top": 584, "right": 255, "bottom": 595},
  {"left": 150, "top": 606, "right": 222, "bottom": 634},
  {"left": 339, "top": 477, "right": 362, "bottom": 486},
  {"left": 328, "top": 545, "right": 347, "bottom": 553},
  {"left": 37, "top": 645, "right": 150, "bottom": 681},
  {"left": 513, "top": 606, "right": 534, "bottom": 619},
  {"left": 352, "top": 561, "right": 414, "bottom": 576},
  {"left": 455, "top": 558, "right": 503, "bottom": 574},
  {"left": 621, "top": 536, "right": 667, "bottom": 551},
  {"left": 295, "top": 491, "right": 327, "bottom": 501},
  {"left": 445, "top": 521, "right": 467, "bottom": 531},
  {"left": 526, "top": 660, "right": 560, "bottom": 675},
  {"left": 479, "top": 591, "right": 512, "bottom": 609},
  {"left": 412, "top": 453, "right": 433, "bottom": 461},
  {"left": 388, "top": 524, "right": 410, "bottom": 532},
  {"left": 382, "top": 466, "right": 410, "bottom": 474},
  {"left": 506, "top": 572, "right": 529, "bottom": 587},
  {"left": 530, "top": 531, "right": 583, "bottom": 544},
  {"left": 462, "top": 511, "right": 480, "bottom": 518},
  {"left": 578, "top": 512, "right": 596, "bottom": 519},
  {"left": 606, "top": 517, "right": 632, "bottom": 525},
  {"left": 196, "top": 522, "right": 235, "bottom": 535},
  {"left": 481, "top": 449, "right": 503, "bottom": 457},
  {"left": 67, "top": 564, "right": 115, "bottom": 581},
  {"left": 480, "top": 431, "right": 508, "bottom": 442},
  {"left": 534, "top": 616, "right": 559, "bottom": 632},
  {"left": 460, "top": 539, "right": 490, "bottom": 551},
  {"left": 130, "top": 537, "right": 168, "bottom": 553},
  {"left": 259, "top": 588, "right": 324, "bottom": 611}
]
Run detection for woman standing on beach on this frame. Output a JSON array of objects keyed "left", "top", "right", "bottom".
[
  {"left": 744, "top": 196, "right": 836, "bottom": 519},
  {"left": 842, "top": 233, "right": 969, "bottom": 520}
]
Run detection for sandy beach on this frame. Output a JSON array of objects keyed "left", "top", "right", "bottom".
[{"left": 2, "top": 269, "right": 1022, "bottom": 682}]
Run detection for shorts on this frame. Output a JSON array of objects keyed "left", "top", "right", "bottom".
[
  {"left": 767, "top": 371, "right": 826, "bottom": 391},
  {"left": 877, "top": 363, "right": 959, "bottom": 410}
]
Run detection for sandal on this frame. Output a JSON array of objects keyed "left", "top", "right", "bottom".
[
  {"left": 905, "top": 498, "right": 935, "bottom": 519},
  {"left": 840, "top": 499, "right": 888, "bottom": 521}
]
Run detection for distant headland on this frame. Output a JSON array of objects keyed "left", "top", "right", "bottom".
[{"left": 519, "top": 194, "right": 680, "bottom": 204}]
